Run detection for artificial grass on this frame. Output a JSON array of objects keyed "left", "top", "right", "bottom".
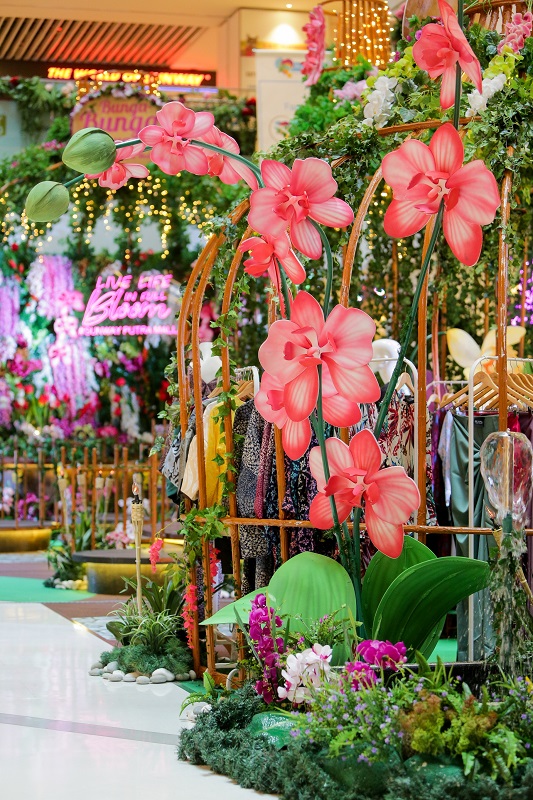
[
  {"left": 0, "top": 576, "right": 94, "bottom": 602},
  {"left": 430, "top": 638, "right": 458, "bottom": 663}
]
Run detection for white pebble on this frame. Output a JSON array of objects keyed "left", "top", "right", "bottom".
[
  {"left": 150, "top": 674, "right": 167, "bottom": 683},
  {"left": 91, "top": 662, "right": 103, "bottom": 670},
  {"left": 123, "top": 673, "right": 136, "bottom": 682},
  {"left": 112, "top": 670, "right": 125, "bottom": 679},
  {"left": 136, "top": 676, "right": 150, "bottom": 685},
  {"left": 89, "top": 668, "right": 103, "bottom": 676},
  {"left": 109, "top": 673, "right": 123, "bottom": 682},
  {"left": 151, "top": 668, "right": 175, "bottom": 681},
  {"left": 189, "top": 670, "right": 197, "bottom": 680},
  {"left": 104, "top": 661, "right": 118, "bottom": 673}
]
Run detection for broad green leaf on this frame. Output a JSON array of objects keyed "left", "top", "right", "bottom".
[
  {"left": 418, "top": 618, "right": 447, "bottom": 661},
  {"left": 362, "top": 537, "right": 436, "bottom": 634},
  {"left": 372, "top": 557, "right": 490, "bottom": 658},
  {"left": 247, "top": 712, "right": 296, "bottom": 750},
  {"left": 200, "top": 587, "right": 268, "bottom": 626}
]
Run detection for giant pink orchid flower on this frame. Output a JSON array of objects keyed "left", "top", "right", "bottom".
[
  {"left": 309, "top": 430, "right": 420, "bottom": 558},
  {"left": 258, "top": 291, "right": 379, "bottom": 424},
  {"left": 239, "top": 232, "right": 306, "bottom": 287},
  {"left": 412, "top": 0, "right": 482, "bottom": 109},
  {"left": 201, "top": 126, "right": 258, "bottom": 189},
  {"left": 302, "top": 5, "right": 326, "bottom": 87},
  {"left": 248, "top": 158, "right": 354, "bottom": 260},
  {"left": 139, "top": 101, "right": 214, "bottom": 176},
  {"left": 86, "top": 141, "right": 148, "bottom": 189},
  {"left": 255, "top": 368, "right": 365, "bottom": 460},
  {"left": 382, "top": 123, "right": 500, "bottom": 266}
]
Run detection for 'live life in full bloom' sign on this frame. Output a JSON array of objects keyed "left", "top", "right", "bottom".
[{"left": 78, "top": 272, "right": 178, "bottom": 337}]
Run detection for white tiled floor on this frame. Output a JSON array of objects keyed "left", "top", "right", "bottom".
[{"left": 0, "top": 603, "right": 276, "bottom": 799}]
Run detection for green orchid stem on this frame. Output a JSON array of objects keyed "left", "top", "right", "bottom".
[
  {"left": 63, "top": 175, "right": 85, "bottom": 189},
  {"left": 453, "top": 0, "right": 464, "bottom": 129},
  {"left": 309, "top": 220, "right": 334, "bottom": 317},
  {"left": 278, "top": 264, "right": 292, "bottom": 319},
  {"left": 373, "top": 202, "right": 445, "bottom": 442},
  {"left": 190, "top": 139, "right": 263, "bottom": 186},
  {"left": 115, "top": 138, "right": 142, "bottom": 149}
]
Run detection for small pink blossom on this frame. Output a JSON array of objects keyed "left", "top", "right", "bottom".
[
  {"left": 498, "top": 11, "right": 533, "bottom": 53},
  {"left": 139, "top": 101, "right": 214, "bottom": 175},
  {"left": 201, "top": 126, "right": 258, "bottom": 189},
  {"left": 333, "top": 79, "right": 367, "bottom": 102},
  {"left": 86, "top": 141, "right": 148, "bottom": 190},
  {"left": 302, "top": 5, "right": 326, "bottom": 86},
  {"left": 239, "top": 232, "right": 306, "bottom": 291},
  {"left": 342, "top": 660, "right": 377, "bottom": 690}
]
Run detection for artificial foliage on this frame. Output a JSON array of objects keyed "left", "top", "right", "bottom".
[{"left": 100, "top": 638, "right": 191, "bottom": 676}]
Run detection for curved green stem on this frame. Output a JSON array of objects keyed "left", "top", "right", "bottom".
[
  {"left": 190, "top": 139, "right": 263, "bottom": 186},
  {"left": 278, "top": 264, "right": 292, "bottom": 320},
  {"left": 64, "top": 175, "right": 85, "bottom": 189},
  {"left": 115, "top": 138, "right": 142, "bottom": 149},
  {"left": 309, "top": 219, "right": 334, "bottom": 317}
]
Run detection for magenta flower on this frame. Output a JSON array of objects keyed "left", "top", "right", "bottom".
[
  {"left": 248, "top": 158, "right": 354, "bottom": 260},
  {"left": 201, "top": 126, "right": 258, "bottom": 189},
  {"left": 356, "top": 639, "right": 407, "bottom": 671},
  {"left": 139, "top": 101, "right": 214, "bottom": 175},
  {"left": 258, "top": 291, "right": 379, "bottom": 423},
  {"left": 239, "top": 232, "right": 306, "bottom": 287},
  {"left": 86, "top": 141, "right": 148, "bottom": 189},
  {"left": 342, "top": 660, "right": 377, "bottom": 690}
]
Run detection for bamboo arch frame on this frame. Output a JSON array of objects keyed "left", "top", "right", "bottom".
[{"left": 174, "top": 125, "right": 516, "bottom": 680}]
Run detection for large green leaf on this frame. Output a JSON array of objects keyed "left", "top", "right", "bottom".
[
  {"left": 362, "top": 537, "right": 436, "bottom": 633},
  {"left": 418, "top": 618, "right": 447, "bottom": 661},
  {"left": 200, "top": 587, "right": 267, "bottom": 626},
  {"left": 247, "top": 712, "right": 297, "bottom": 750},
  {"left": 372, "top": 557, "right": 490, "bottom": 657}
]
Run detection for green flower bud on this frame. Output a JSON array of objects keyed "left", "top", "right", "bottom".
[
  {"left": 62, "top": 127, "right": 116, "bottom": 173},
  {"left": 25, "top": 181, "right": 70, "bottom": 222}
]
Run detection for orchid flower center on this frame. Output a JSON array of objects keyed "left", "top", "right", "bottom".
[
  {"left": 284, "top": 327, "right": 336, "bottom": 367},
  {"left": 274, "top": 188, "right": 310, "bottom": 224}
]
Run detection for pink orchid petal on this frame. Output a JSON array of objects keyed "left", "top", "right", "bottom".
[
  {"left": 284, "top": 368, "right": 318, "bottom": 421},
  {"left": 364, "top": 504, "right": 405, "bottom": 558},
  {"left": 309, "top": 197, "right": 354, "bottom": 228},
  {"left": 150, "top": 142, "right": 184, "bottom": 174},
  {"left": 139, "top": 125, "right": 165, "bottom": 147},
  {"left": 125, "top": 164, "right": 149, "bottom": 179},
  {"left": 289, "top": 158, "right": 337, "bottom": 203},
  {"left": 226, "top": 158, "right": 259, "bottom": 190},
  {"left": 191, "top": 110, "right": 215, "bottom": 138},
  {"left": 261, "top": 159, "right": 292, "bottom": 190},
  {"left": 118, "top": 142, "right": 146, "bottom": 161},
  {"left": 255, "top": 373, "right": 287, "bottom": 427},
  {"left": 309, "top": 437, "right": 353, "bottom": 491},
  {"left": 439, "top": 0, "right": 482, "bottom": 92},
  {"left": 258, "top": 319, "right": 302, "bottom": 382},
  {"left": 439, "top": 65, "right": 458, "bottom": 109},
  {"left": 249, "top": 188, "right": 288, "bottom": 237},
  {"left": 291, "top": 290, "right": 325, "bottom": 333},
  {"left": 310, "top": 491, "right": 353, "bottom": 529},
  {"left": 279, "top": 248, "right": 306, "bottom": 285},
  {"left": 290, "top": 217, "right": 323, "bottom": 259},
  {"left": 443, "top": 209, "right": 483, "bottom": 266},
  {"left": 382, "top": 140, "right": 435, "bottom": 197},
  {"left": 348, "top": 429, "right": 382, "bottom": 476},
  {"left": 182, "top": 144, "right": 209, "bottom": 176},
  {"left": 322, "top": 392, "right": 362, "bottom": 427},
  {"left": 369, "top": 466, "right": 420, "bottom": 523},
  {"left": 216, "top": 159, "right": 245, "bottom": 185},
  {"left": 326, "top": 361, "right": 382, "bottom": 403},
  {"left": 383, "top": 199, "right": 429, "bottom": 239},
  {"left": 309, "top": 445, "right": 327, "bottom": 491},
  {"left": 156, "top": 102, "right": 195, "bottom": 135},
  {"left": 282, "top": 417, "right": 311, "bottom": 461},
  {"left": 323, "top": 306, "right": 376, "bottom": 368},
  {"left": 429, "top": 123, "right": 464, "bottom": 175},
  {"left": 446, "top": 160, "right": 500, "bottom": 225}
]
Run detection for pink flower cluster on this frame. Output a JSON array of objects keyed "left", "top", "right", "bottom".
[
  {"left": 302, "top": 5, "right": 326, "bottom": 86},
  {"left": 182, "top": 584, "right": 198, "bottom": 649},
  {"left": 248, "top": 593, "right": 285, "bottom": 704},
  {"left": 148, "top": 538, "right": 163, "bottom": 573},
  {"left": 356, "top": 638, "right": 407, "bottom": 671},
  {"left": 498, "top": 12, "right": 533, "bottom": 53}
]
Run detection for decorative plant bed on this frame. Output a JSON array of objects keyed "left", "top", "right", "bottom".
[
  {"left": 0, "top": 523, "right": 53, "bottom": 553},
  {"left": 73, "top": 549, "right": 174, "bottom": 594}
]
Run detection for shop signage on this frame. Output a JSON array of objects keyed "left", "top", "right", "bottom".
[
  {"left": 47, "top": 66, "right": 216, "bottom": 88},
  {"left": 77, "top": 272, "right": 177, "bottom": 337},
  {"left": 71, "top": 95, "right": 160, "bottom": 139}
]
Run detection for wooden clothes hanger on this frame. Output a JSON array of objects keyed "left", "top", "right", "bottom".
[{"left": 395, "top": 371, "right": 415, "bottom": 395}]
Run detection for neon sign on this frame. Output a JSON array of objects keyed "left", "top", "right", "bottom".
[
  {"left": 46, "top": 66, "right": 215, "bottom": 88},
  {"left": 77, "top": 272, "right": 177, "bottom": 337}
]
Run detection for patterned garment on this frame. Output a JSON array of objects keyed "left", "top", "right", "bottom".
[{"left": 234, "top": 402, "right": 273, "bottom": 593}]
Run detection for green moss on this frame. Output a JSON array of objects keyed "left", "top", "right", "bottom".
[{"left": 99, "top": 637, "right": 191, "bottom": 675}]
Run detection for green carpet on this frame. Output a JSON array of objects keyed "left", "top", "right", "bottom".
[
  {"left": 0, "top": 576, "right": 95, "bottom": 602},
  {"left": 429, "top": 638, "right": 457, "bottom": 663}
]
